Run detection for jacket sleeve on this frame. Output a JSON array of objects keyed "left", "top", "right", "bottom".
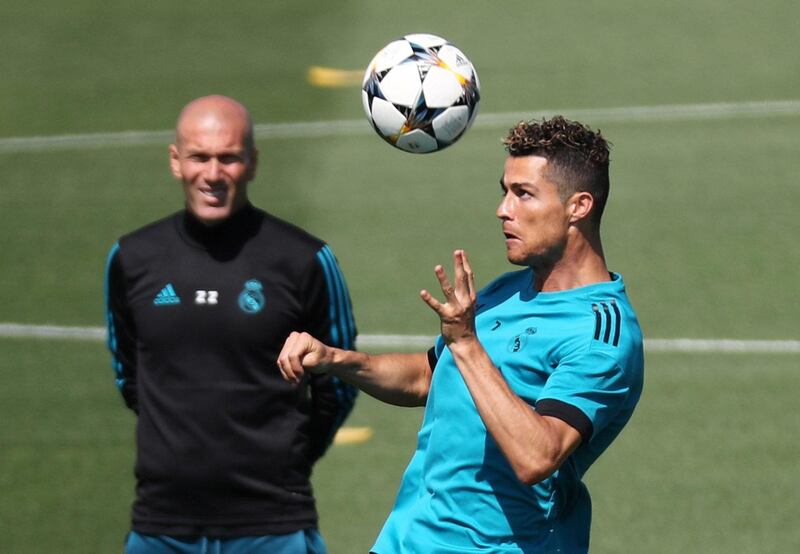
[
  {"left": 303, "top": 244, "right": 359, "bottom": 462},
  {"left": 104, "top": 243, "right": 139, "bottom": 413}
]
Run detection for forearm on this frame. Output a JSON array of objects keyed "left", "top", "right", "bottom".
[
  {"left": 326, "top": 349, "right": 431, "bottom": 407},
  {"left": 449, "top": 339, "right": 580, "bottom": 484}
]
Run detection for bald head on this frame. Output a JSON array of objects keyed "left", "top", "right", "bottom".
[
  {"left": 169, "top": 95, "right": 259, "bottom": 225},
  {"left": 175, "top": 95, "right": 255, "bottom": 154}
]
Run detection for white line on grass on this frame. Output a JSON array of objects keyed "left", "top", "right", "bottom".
[
  {"left": 1, "top": 323, "right": 798, "bottom": 354},
  {"left": 0, "top": 323, "right": 108, "bottom": 341},
  {"left": 2, "top": 99, "right": 799, "bottom": 153}
]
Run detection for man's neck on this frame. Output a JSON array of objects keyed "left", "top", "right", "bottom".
[{"left": 533, "top": 233, "right": 609, "bottom": 293}]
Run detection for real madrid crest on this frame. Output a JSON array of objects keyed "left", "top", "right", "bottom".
[
  {"left": 507, "top": 327, "right": 537, "bottom": 353},
  {"left": 238, "top": 279, "right": 265, "bottom": 314}
]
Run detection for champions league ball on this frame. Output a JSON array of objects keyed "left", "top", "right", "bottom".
[{"left": 361, "top": 33, "right": 480, "bottom": 154}]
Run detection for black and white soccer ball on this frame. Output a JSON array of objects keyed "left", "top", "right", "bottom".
[{"left": 361, "top": 33, "right": 480, "bottom": 154}]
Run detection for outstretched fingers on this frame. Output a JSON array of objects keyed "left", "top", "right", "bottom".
[
  {"left": 422, "top": 250, "right": 480, "bottom": 345},
  {"left": 421, "top": 250, "right": 477, "bottom": 316},
  {"left": 434, "top": 264, "right": 456, "bottom": 301},
  {"left": 420, "top": 288, "right": 444, "bottom": 314},
  {"left": 456, "top": 250, "right": 477, "bottom": 302}
]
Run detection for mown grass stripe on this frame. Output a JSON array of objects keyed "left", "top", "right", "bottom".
[{"left": 2, "top": 100, "right": 799, "bottom": 153}]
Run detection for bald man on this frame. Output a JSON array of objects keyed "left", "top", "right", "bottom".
[{"left": 105, "top": 96, "right": 357, "bottom": 554}]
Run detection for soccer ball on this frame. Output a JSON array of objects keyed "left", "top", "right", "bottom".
[{"left": 361, "top": 33, "right": 480, "bottom": 154}]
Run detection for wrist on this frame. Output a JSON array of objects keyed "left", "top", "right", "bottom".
[
  {"left": 328, "top": 347, "right": 368, "bottom": 376},
  {"left": 447, "top": 336, "right": 483, "bottom": 358}
]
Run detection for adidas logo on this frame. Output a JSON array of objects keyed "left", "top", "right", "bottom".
[
  {"left": 153, "top": 283, "right": 181, "bottom": 306},
  {"left": 592, "top": 300, "right": 621, "bottom": 347}
]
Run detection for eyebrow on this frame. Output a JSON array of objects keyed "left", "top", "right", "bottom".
[
  {"left": 184, "top": 147, "right": 246, "bottom": 156},
  {"left": 500, "top": 178, "right": 537, "bottom": 191}
]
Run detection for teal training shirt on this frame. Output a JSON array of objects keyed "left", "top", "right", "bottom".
[{"left": 372, "top": 269, "right": 644, "bottom": 554}]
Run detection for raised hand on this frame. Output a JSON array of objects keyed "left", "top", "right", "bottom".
[{"left": 420, "top": 250, "right": 478, "bottom": 346}]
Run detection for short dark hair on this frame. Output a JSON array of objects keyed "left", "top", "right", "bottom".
[{"left": 503, "top": 116, "right": 611, "bottom": 223}]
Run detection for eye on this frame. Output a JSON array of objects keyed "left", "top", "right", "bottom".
[
  {"left": 189, "top": 154, "right": 209, "bottom": 162},
  {"left": 219, "top": 154, "right": 243, "bottom": 165}
]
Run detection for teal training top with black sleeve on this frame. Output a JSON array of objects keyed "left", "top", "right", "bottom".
[
  {"left": 104, "top": 203, "right": 357, "bottom": 537},
  {"left": 373, "top": 268, "right": 643, "bottom": 554}
]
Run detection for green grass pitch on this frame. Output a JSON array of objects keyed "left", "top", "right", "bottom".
[
  {"left": 2, "top": 341, "right": 799, "bottom": 552},
  {"left": 1, "top": 0, "right": 799, "bottom": 552}
]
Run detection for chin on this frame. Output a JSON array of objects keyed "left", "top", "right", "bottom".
[
  {"left": 507, "top": 258, "right": 529, "bottom": 267},
  {"left": 505, "top": 250, "right": 528, "bottom": 267}
]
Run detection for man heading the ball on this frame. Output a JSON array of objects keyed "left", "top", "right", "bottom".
[
  {"left": 105, "top": 95, "right": 358, "bottom": 554},
  {"left": 279, "top": 116, "right": 644, "bottom": 553}
]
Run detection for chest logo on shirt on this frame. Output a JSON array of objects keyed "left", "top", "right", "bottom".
[
  {"left": 153, "top": 283, "right": 181, "bottom": 306},
  {"left": 507, "top": 327, "right": 537, "bottom": 353},
  {"left": 238, "top": 279, "right": 265, "bottom": 314}
]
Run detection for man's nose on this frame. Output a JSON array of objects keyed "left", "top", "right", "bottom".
[
  {"left": 496, "top": 194, "right": 512, "bottom": 220},
  {"left": 206, "top": 158, "right": 221, "bottom": 181}
]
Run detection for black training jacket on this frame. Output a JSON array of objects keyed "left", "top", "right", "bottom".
[{"left": 104, "top": 204, "right": 357, "bottom": 536}]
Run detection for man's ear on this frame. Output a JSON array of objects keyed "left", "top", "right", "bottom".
[
  {"left": 568, "top": 191, "right": 595, "bottom": 223},
  {"left": 246, "top": 148, "right": 259, "bottom": 182},
  {"left": 168, "top": 144, "right": 182, "bottom": 180}
]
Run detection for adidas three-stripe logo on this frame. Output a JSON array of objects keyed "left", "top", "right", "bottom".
[
  {"left": 592, "top": 300, "right": 621, "bottom": 347},
  {"left": 153, "top": 283, "right": 181, "bottom": 306}
]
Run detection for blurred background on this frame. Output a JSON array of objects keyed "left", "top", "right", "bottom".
[{"left": 1, "top": 1, "right": 798, "bottom": 552}]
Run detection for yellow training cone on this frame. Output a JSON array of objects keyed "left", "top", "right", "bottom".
[
  {"left": 307, "top": 66, "right": 364, "bottom": 88},
  {"left": 333, "top": 426, "right": 374, "bottom": 445}
]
